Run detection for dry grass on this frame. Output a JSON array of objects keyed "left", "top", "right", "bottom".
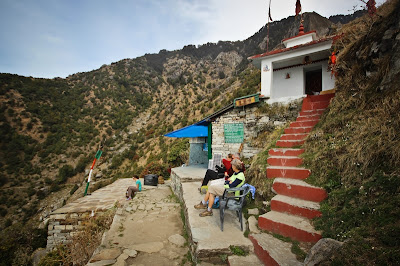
[
  {"left": 302, "top": 0, "right": 400, "bottom": 264},
  {"left": 39, "top": 209, "right": 115, "bottom": 266}
]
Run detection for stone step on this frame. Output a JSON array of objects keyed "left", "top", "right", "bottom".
[
  {"left": 290, "top": 120, "right": 319, "bottom": 128},
  {"left": 249, "top": 233, "right": 302, "bottom": 266},
  {"left": 271, "top": 195, "right": 322, "bottom": 219},
  {"left": 227, "top": 254, "right": 264, "bottom": 266},
  {"left": 301, "top": 100, "right": 330, "bottom": 111},
  {"left": 267, "top": 166, "right": 311, "bottom": 179},
  {"left": 273, "top": 178, "right": 327, "bottom": 202},
  {"left": 258, "top": 211, "right": 322, "bottom": 243},
  {"left": 299, "top": 109, "right": 326, "bottom": 117},
  {"left": 279, "top": 133, "right": 308, "bottom": 141},
  {"left": 284, "top": 126, "right": 313, "bottom": 134},
  {"left": 267, "top": 156, "right": 303, "bottom": 167},
  {"left": 268, "top": 148, "right": 305, "bottom": 157},
  {"left": 276, "top": 139, "right": 305, "bottom": 148}
]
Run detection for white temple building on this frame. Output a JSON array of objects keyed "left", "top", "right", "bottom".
[{"left": 248, "top": 24, "right": 337, "bottom": 103}]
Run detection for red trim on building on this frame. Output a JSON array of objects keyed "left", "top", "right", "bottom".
[
  {"left": 282, "top": 30, "right": 316, "bottom": 42},
  {"left": 248, "top": 36, "right": 335, "bottom": 60}
]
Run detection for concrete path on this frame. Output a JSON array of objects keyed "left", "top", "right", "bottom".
[
  {"left": 87, "top": 182, "right": 191, "bottom": 266},
  {"left": 182, "top": 181, "right": 256, "bottom": 264},
  {"left": 53, "top": 179, "right": 135, "bottom": 214}
]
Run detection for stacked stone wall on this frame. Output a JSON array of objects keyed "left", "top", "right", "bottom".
[
  {"left": 212, "top": 99, "right": 302, "bottom": 158},
  {"left": 46, "top": 211, "right": 93, "bottom": 250}
]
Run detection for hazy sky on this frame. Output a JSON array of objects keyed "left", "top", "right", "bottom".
[{"left": 0, "top": 0, "right": 386, "bottom": 78}]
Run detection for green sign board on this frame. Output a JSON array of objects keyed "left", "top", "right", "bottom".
[{"left": 224, "top": 123, "right": 244, "bottom": 143}]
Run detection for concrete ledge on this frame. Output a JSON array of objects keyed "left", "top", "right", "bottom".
[{"left": 179, "top": 180, "right": 253, "bottom": 263}]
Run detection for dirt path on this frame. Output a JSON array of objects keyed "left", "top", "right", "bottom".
[{"left": 87, "top": 183, "right": 192, "bottom": 266}]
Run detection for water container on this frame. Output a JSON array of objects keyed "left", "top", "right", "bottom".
[{"left": 144, "top": 174, "right": 158, "bottom": 186}]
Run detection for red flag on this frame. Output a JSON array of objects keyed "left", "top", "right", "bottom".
[
  {"left": 366, "top": 0, "right": 376, "bottom": 16},
  {"left": 295, "top": 0, "right": 302, "bottom": 16}
]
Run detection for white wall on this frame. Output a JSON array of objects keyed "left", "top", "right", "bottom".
[
  {"left": 272, "top": 67, "right": 305, "bottom": 99},
  {"left": 321, "top": 61, "right": 336, "bottom": 91},
  {"left": 261, "top": 61, "right": 273, "bottom": 97}
]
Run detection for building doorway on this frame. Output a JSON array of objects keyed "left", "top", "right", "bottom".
[{"left": 305, "top": 68, "right": 322, "bottom": 95}]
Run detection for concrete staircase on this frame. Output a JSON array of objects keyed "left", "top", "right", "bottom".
[{"left": 251, "top": 93, "right": 335, "bottom": 265}]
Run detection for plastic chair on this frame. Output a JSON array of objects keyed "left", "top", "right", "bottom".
[{"left": 219, "top": 186, "right": 251, "bottom": 231}]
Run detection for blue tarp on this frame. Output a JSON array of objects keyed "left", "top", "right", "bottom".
[{"left": 164, "top": 120, "right": 209, "bottom": 138}]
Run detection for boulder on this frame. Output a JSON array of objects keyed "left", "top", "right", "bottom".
[{"left": 304, "top": 238, "right": 344, "bottom": 266}]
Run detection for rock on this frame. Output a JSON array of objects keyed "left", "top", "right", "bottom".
[
  {"left": 123, "top": 249, "right": 137, "bottom": 258},
  {"left": 129, "top": 241, "right": 164, "bottom": 253},
  {"left": 114, "top": 253, "right": 129, "bottom": 266},
  {"left": 248, "top": 216, "right": 260, "bottom": 234},
  {"left": 32, "top": 248, "right": 47, "bottom": 266},
  {"left": 248, "top": 208, "right": 259, "bottom": 215},
  {"left": 87, "top": 259, "right": 117, "bottom": 266},
  {"left": 228, "top": 254, "right": 264, "bottom": 266},
  {"left": 90, "top": 248, "right": 122, "bottom": 262},
  {"left": 304, "top": 238, "right": 344, "bottom": 266},
  {"left": 168, "top": 234, "right": 186, "bottom": 247}
]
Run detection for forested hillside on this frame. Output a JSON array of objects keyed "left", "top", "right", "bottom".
[{"left": 0, "top": 10, "right": 365, "bottom": 265}]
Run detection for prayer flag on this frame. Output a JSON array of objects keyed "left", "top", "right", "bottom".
[{"left": 295, "top": 0, "right": 302, "bottom": 16}]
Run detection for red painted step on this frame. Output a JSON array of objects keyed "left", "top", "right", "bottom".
[
  {"left": 304, "top": 93, "right": 335, "bottom": 102},
  {"left": 276, "top": 139, "right": 305, "bottom": 148},
  {"left": 299, "top": 109, "right": 325, "bottom": 116},
  {"left": 279, "top": 133, "right": 308, "bottom": 141},
  {"left": 269, "top": 148, "right": 304, "bottom": 157},
  {"left": 284, "top": 126, "right": 313, "bottom": 134},
  {"left": 272, "top": 178, "right": 327, "bottom": 202},
  {"left": 267, "top": 156, "right": 303, "bottom": 167},
  {"left": 296, "top": 115, "right": 320, "bottom": 122},
  {"left": 290, "top": 120, "right": 319, "bottom": 128},
  {"left": 271, "top": 195, "right": 322, "bottom": 219},
  {"left": 267, "top": 166, "right": 310, "bottom": 179},
  {"left": 302, "top": 101, "right": 330, "bottom": 111},
  {"left": 258, "top": 211, "right": 322, "bottom": 243},
  {"left": 249, "top": 234, "right": 302, "bottom": 266}
]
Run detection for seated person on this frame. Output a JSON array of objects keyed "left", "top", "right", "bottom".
[
  {"left": 200, "top": 153, "right": 246, "bottom": 189},
  {"left": 200, "top": 154, "right": 233, "bottom": 188},
  {"left": 194, "top": 159, "right": 245, "bottom": 217},
  {"left": 126, "top": 175, "right": 142, "bottom": 200}
]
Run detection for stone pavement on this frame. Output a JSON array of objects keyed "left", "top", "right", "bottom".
[
  {"left": 52, "top": 178, "right": 135, "bottom": 214},
  {"left": 87, "top": 182, "right": 192, "bottom": 266}
]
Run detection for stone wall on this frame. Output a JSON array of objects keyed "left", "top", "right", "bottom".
[
  {"left": 46, "top": 211, "right": 93, "bottom": 250},
  {"left": 211, "top": 98, "right": 302, "bottom": 158}
]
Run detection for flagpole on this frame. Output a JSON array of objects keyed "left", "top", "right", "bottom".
[
  {"left": 84, "top": 143, "right": 103, "bottom": 196},
  {"left": 267, "top": 0, "right": 272, "bottom": 52}
]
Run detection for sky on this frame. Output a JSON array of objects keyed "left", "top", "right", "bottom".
[{"left": 0, "top": 0, "right": 387, "bottom": 79}]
